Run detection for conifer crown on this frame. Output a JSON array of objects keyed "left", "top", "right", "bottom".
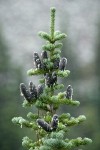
[{"left": 12, "top": 7, "right": 92, "bottom": 150}]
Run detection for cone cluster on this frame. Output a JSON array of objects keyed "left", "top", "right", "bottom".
[
  {"left": 33, "top": 50, "right": 68, "bottom": 71},
  {"left": 20, "top": 82, "right": 44, "bottom": 103},
  {"left": 37, "top": 114, "right": 58, "bottom": 132}
]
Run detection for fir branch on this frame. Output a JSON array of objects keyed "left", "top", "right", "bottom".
[
  {"left": 27, "top": 68, "right": 45, "bottom": 76},
  {"left": 57, "top": 70, "right": 70, "bottom": 77},
  {"left": 42, "top": 43, "right": 63, "bottom": 51},
  {"left": 60, "top": 115, "right": 86, "bottom": 127},
  {"left": 68, "top": 137, "right": 92, "bottom": 148},
  {"left": 54, "top": 33, "right": 67, "bottom": 42},
  {"left": 50, "top": 95, "right": 80, "bottom": 106},
  {"left": 12, "top": 117, "right": 32, "bottom": 128},
  {"left": 38, "top": 31, "right": 51, "bottom": 42},
  {"left": 27, "top": 112, "right": 38, "bottom": 120},
  {"left": 54, "top": 31, "right": 67, "bottom": 41}
]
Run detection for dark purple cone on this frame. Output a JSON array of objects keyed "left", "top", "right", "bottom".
[
  {"left": 41, "top": 51, "right": 48, "bottom": 70},
  {"left": 59, "top": 57, "right": 67, "bottom": 71},
  {"left": 41, "top": 51, "right": 48, "bottom": 60},
  {"left": 20, "top": 83, "right": 31, "bottom": 102},
  {"left": 37, "top": 119, "right": 52, "bottom": 132},
  {"left": 53, "top": 58, "right": 60, "bottom": 69},
  {"left": 33, "top": 52, "right": 42, "bottom": 69},
  {"left": 37, "top": 84, "right": 44, "bottom": 98},
  {"left": 45, "top": 72, "right": 57, "bottom": 87},
  {"left": 66, "top": 85, "right": 73, "bottom": 99},
  {"left": 52, "top": 71, "right": 57, "bottom": 85},
  {"left": 45, "top": 73, "right": 52, "bottom": 87},
  {"left": 51, "top": 114, "right": 58, "bottom": 131},
  {"left": 29, "top": 81, "right": 37, "bottom": 99}
]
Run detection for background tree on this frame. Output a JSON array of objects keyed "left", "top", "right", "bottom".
[
  {"left": 59, "top": 12, "right": 100, "bottom": 150},
  {"left": 0, "top": 29, "right": 27, "bottom": 150}
]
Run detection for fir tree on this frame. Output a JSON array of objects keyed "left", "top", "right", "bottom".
[{"left": 12, "top": 7, "right": 92, "bottom": 150}]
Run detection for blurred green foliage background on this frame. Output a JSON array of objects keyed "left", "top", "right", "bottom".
[{"left": 0, "top": 1, "right": 99, "bottom": 150}]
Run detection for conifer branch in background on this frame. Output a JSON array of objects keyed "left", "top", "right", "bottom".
[{"left": 12, "top": 7, "right": 92, "bottom": 150}]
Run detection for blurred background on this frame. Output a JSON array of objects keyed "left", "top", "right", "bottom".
[{"left": 0, "top": 0, "right": 100, "bottom": 150}]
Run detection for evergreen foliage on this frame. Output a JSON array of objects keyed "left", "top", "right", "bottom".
[{"left": 12, "top": 7, "right": 92, "bottom": 150}]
